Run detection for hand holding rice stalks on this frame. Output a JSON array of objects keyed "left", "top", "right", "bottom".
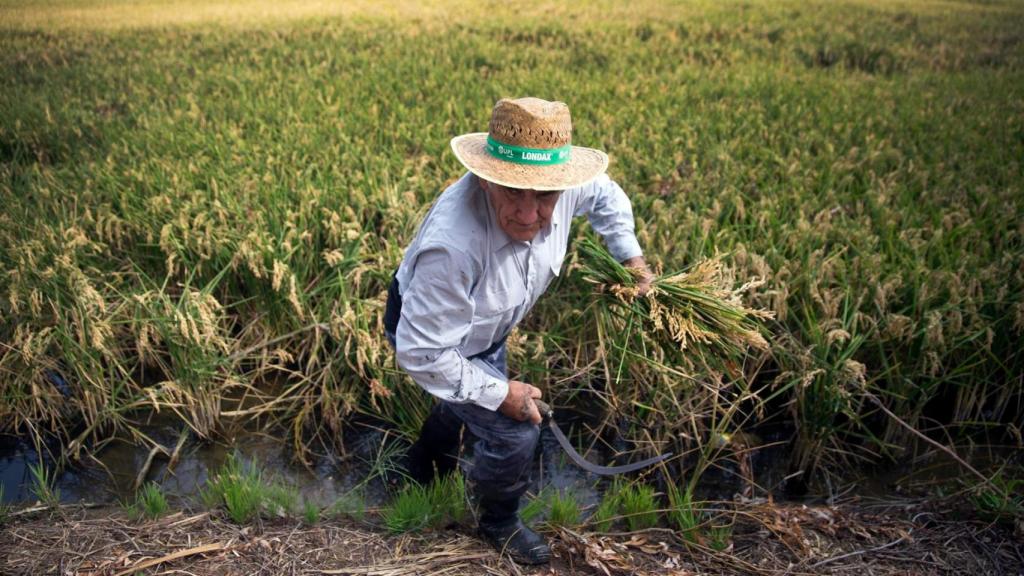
[{"left": 577, "top": 238, "right": 773, "bottom": 363}]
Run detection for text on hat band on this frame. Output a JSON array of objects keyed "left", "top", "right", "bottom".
[{"left": 485, "top": 135, "right": 571, "bottom": 166}]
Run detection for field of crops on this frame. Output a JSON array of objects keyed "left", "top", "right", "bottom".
[{"left": 1, "top": 0, "right": 1022, "bottom": 497}]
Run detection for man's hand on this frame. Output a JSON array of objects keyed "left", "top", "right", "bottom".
[
  {"left": 622, "top": 255, "right": 654, "bottom": 296},
  {"left": 498, "top": 380, "right": 543, "bottom": 424}
]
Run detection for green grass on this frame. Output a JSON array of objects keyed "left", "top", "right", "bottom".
[
  {"left": 362, "top": 435, "right": 414, "bottom": 488},
  {"left": 666, "top": 483, "right": 701, "bottom": 543},
  {"left": 381, "top": 472, "right": 466, "bottom": 533},
  {"left": 969, "top": 473, "right": 1024, "bottom": 523},
  {"left": 0, "top": 486, "right": 10, "bottom": 525},
  {"left": 590, "top": 486, "right": 621, "bottom": 532},
  {"left": 0, "top": 0, "right": 1022, "bottom": 490},
  {"left": 519, "top": 487, "right": 580, "bottom": 528},
  {"left": 381, "top": 484, "right": 435, "bottom": 533},
  {"left": 264, "top": 481, "right": 300, "bottom": 518},
  {"left": 587, "top": 481, "right": 660, "bottom": 533},
  {"left": 203, "top": 455, "right": 264, "bottom": 523},
  {"left": 707, "top": 522, "right": 733, "bottom": 552},
  {"left": 327, "top": 490, "right": 367, "bottom": 522},
  {"left": 519, "top": 488, "right": 549, "bottom": 525},
  {"left": 302, "top": 500, "right": 320, "bottom": 525},
  {"left": 546, "top": 490, "right": 581, "bottom": 529},
  {"left": 199, "top": 452, "right": 304, "bottom": 524},
  {"left": 126, "top": 482, "right": 169, "bottom": 520},
  {"left": 618, "top": 484, "right": 659, "bottom": 532},
  {"left": 27, "top": 462, "right": 60, "bottom": 508}
]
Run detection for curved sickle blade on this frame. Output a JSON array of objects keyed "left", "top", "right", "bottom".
[{"left": 546, "top": 419, "right": 672, "bottom": 476}]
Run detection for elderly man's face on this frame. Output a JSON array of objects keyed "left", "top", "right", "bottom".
[{"left": 481, "top": 179, "right": 562, "bottom": 242}]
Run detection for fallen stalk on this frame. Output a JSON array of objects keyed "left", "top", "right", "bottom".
[{"left": 865, "top": 392, "right": 1000, "bottom": 493}]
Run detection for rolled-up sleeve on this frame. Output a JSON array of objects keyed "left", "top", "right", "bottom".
[
  {"left": 395, "top": 246, "right": 509, "bottom": 410},
  {"left": 573, "top": 174, "right": 643, "bottom": 262}
]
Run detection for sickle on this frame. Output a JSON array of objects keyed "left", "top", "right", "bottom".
[{"left": 533, "top": 400, "right": 672, "bottom": 476}]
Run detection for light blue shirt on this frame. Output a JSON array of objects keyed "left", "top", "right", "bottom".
[{"left": 394, "top": 172, "right": 643, "bottom": 411}]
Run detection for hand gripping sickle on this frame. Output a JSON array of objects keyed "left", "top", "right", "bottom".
[{"left": 533, "top": 400, "right": 672, "bottom": 475}]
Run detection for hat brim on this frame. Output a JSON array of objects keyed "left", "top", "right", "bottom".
[{"left": 451, "top": 133, "right": 609, "bottom": 191}]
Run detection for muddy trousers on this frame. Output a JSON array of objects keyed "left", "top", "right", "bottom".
[{"left": 384, "top": 277, "right": 540, "bottom": 525}]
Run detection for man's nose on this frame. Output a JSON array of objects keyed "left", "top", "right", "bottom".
[{"left": 515, "top": 195, "right": 540, "bottom": 223}]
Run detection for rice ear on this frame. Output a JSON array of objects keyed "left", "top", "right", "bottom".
[{"left": 577, "top": 237, "right": 772, "bottom": 361}]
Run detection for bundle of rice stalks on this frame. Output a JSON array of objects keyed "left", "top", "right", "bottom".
[{"left": 577, "top": 237, "right": 773, "bottom": 366}]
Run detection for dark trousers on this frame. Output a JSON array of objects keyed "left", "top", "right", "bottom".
[{"left": 384, "top": 277, "right": 539, "bottom": 518}]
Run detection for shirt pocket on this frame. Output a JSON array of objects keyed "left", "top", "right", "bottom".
[
  {"left": 539, "top": 244, "right": 567, "bottom": 295},
  {"left": 470, "top": 284, "right": 523, "bottom": 346}
]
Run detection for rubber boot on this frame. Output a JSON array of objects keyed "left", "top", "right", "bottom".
[{"left": 477, "top": 497, "right": 551, "bottom": 565}]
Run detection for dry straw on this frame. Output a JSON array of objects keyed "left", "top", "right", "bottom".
[{"left": 450, "top": 97, "right": 609, "bottom": 191}]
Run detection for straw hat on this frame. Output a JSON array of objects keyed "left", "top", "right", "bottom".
[{"left": 450, "top": 97, "right": 609, "bottom": 191}]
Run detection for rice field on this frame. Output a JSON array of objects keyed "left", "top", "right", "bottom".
[{"left": 1, "top": 0, "right": 1022, "bottom": 498}]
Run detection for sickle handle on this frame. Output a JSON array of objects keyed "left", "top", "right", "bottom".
[{"left": 534, "top": 399, "right": 554, "bottom": 420}]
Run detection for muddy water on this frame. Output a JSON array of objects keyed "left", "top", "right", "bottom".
[
  {"left": 3, "top": 412, "right": 1012, "bottom": 513},
  {"left": 0, "top": 421, "right": 366, "bottom": 508},
  {"left": 0, "top": 411, "right": 601, "bottom": 513}
]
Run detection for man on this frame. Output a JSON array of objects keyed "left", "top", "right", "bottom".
[{"left": 384, "top": 97, "right": 652, "bottom": 565}]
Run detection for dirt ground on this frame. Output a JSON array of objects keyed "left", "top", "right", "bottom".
[{"left": 2, "top": 496, "right": 1021, "bottom": 575}]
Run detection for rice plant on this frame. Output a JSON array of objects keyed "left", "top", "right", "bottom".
[
  {"left": 0, "top": 0, "right": 1021, "bottom": 496},
  {"left": 577, "top": 237, "right": 773, "bottom": 367}
]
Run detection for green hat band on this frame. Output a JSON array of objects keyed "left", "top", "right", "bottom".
[{"left": 486, "top": 135, "right": 571, "bottom": 166}]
